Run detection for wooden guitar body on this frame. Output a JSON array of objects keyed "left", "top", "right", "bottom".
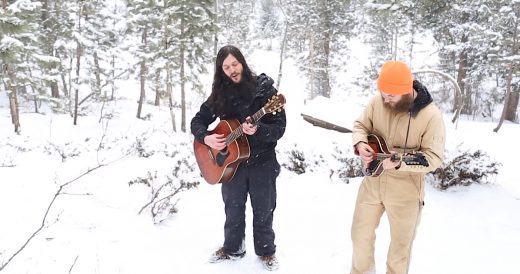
[
  {"left": 193, "top": 119, "right": 250, "bottom": 184},
  {"left": 193, "top": 94, "right": 285, "bottom": 184}
]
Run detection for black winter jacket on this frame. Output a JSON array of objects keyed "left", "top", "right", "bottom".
[{"left": 190, "top": 73, "right": 286, "bottom": 165}]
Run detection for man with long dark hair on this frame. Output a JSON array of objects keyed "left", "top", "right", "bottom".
[
  {"left": 191, "top": 45, "right": 286, "bottom": 271},
  {"left": 351, "top": 61, "right": 445, "bottom": 274}
]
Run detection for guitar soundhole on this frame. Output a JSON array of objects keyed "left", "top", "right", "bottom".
[{"left": 216, "top": 148, "right": 229, "bottom": 167}]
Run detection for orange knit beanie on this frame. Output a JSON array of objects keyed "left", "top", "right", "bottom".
[{"left": 377, "top": 61, "right": 413, "bottom": 95}]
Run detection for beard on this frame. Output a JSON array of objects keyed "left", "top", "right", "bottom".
[
  {"left": 383, "top": 93, "right": 415, "bottom": 113},
  {"left": 216, "top": 74, "right": 256, "bottom": 117},
  {"left": 223, "top": 75, "right": 255, "bottom": 104}
]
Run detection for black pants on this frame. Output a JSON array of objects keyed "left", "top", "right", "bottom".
[{"left": 222, "top": 159, "right": 280, "bottom": 257}]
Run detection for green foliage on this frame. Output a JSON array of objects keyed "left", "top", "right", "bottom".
[
  {"left": 282, "top": 148, "right": 307, "bottom": 174},
  {"left": 127, "top": 0, "right": 216, "bottom": 96}
]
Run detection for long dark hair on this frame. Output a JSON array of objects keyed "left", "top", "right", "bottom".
[{"left": 207, "top": 45, "right": 255, "bottom": 116}]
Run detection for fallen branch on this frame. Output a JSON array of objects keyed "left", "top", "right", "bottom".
[{"left": 301, "top": 113, "right": 352, "bottom": 133}]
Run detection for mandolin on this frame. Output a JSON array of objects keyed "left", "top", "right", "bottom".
[{"left": 364, "top": 134, "right": 429, "bottom": 177}]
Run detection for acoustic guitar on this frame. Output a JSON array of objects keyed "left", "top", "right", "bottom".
[
  {"left": 364, "top": 134, "right": 429, "bottom": 177},
  {"left": 194, "top": 94, "right": 286, "bottom": 184}
]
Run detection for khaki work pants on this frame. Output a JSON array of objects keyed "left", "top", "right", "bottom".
[{"left": 350, "top": 172, "right": 424, "bottom": 274}]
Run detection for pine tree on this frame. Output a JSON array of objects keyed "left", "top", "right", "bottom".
[
  {"left": 164, "top": 0, "right": 216, "bottom": 132},
  {"left": 284, "top": 0, "right": 356, "bottom": 99},
  {"left": 81, "top": 0, "right": 129, "bottom": 103},
  {"left": 216, "top": 0, "right": 255, "bottom": 51},
  {"left": 493, "top": 0, "right": 519, "bottom": 130},
  {"left": 40, "top": 0, "right": 77, "bottom": 113},
  {"left": 256, "top": 0, "right": 281, "bottom": 50},
  {"left": 416, "top": 0, "right": 498, "bottom": 116},
  {"left": 127, "top": 0, "right": 161, "bottom": 119},
  {"left": 0, "top": 0, "right": 40, "bottom": 133},
  {"left": 127, "top": 0, "right": 215, "bottom": 132},
  {"left": 357, "top": 0, "right": 428, "bottom": 93}
]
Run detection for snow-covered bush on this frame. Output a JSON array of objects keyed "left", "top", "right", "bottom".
[
  {"left": 330, "top": 146, "right": 364, "bottom": 183},
  {"left": 282, "top": 147, "right": 307, "bottom": 174},
  {"left": 129, "top": 156, "right": 200, "bottom": 223},
  {"left": 427, "top": 150, "right": 501, "bottom": 190}
]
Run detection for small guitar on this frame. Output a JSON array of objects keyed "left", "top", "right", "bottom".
[
  {"left": 363, "top": 134, "right": 429, "bottom": 177},
  {"left": 194, "top": 94, "right": 286, "bottom": 184}
]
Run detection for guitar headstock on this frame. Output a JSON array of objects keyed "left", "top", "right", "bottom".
[
  {"left": 402, "top": 152, "right": 429, "bottom": 167},
  {"left": 264, "top": 94, "right": 286, "bottom": 114}
]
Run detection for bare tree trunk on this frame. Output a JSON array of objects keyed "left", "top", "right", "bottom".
[
  {"left": 42, "top": 0, "right": 60, "bottom": 99},
  {"left": 276, "top": 0, "right": 288, "bottom": 90},
  {"left": 505, "top": 85, "right": 519, "bottom": 122},
  {"left": 392, "top": 24, "right": 398, "bottom": 61},
  {"left": 494, "top": 65, "right": 514, "bottom": 132},
  {"left": 73, "top": 2, "right": 83, "bottom": 126},
  {"left": 494, "top": 16, "right": 519, "bottom": 132},
  {"left": 455, "top": 31, "right": 469, "bottom": 115},
  {"left": 308, "top": 4, "right": 331, "bottom": 99},
  {"left": 93, "top": 51, "right": 101, "bottom": 97},
  {"left": 154, "top": 69, "right": 160, "bottom": 106},
  {"left": 5, "top": 64, "right": 21, "bottom": 134},
  {"left": 167, "top": 64, "right": 176, "bottom": 132},
  {"left": 2, "top": 0, "right": 7, "bottom": 10},
  {"left": 137, "top": 27, "right": 148, "bottom": 119},
  {"left": 180, "top": 17, "right": 187, "bottom": 133},
  {"left": 214, "top": 0, "right": 218, "bottom": 58},
  {"left": 308, "top": 34, "right": 315, "bottom": 100},
  {"left": 110, "top": 0, "right": 117, "bottom": 100},
  {"left": 60, "top": 61, "right": 69, "bottom": 97},
  {"left": 322, "top": 17, "right": 331, "bottom": 98},
  {"left": 68, "top": 56, "right": 73, "bottom": 115},
  {"left": 409, "top": 20, "right": 415, "bottom": 65},
  {"left": 111, "top": 54, "right": 115, "bottom": 100},
  {"left": 276, "top": 24, "right": 287, "bottom": 90}
]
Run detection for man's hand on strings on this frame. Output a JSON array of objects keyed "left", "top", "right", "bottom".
[
  {"left": 204, "top": 133, "right": 226, "bottom": 150},
  {"left": 356, "top": 142, "right": 374, "bottom": 168}
]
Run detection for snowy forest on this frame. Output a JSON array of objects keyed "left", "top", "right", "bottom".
[
  {"left": 1, "top": 0, "right": 519, "bottom": 133},
  {"left": 1, "top": 1, "right": 520, "bottom": 273}
]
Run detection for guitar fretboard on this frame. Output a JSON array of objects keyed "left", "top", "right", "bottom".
[
  {"left": 225, "top": 108, "right": 266, "bottom": 146},
  {"left": 374, "top": 153, "right": 426, "bottom": 165}
]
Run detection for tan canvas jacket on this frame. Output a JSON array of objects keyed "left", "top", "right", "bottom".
[{"left": 352, "top": 92, "right": 445, "bottom": 178}]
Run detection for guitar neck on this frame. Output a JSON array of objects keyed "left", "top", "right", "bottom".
[
  {"left": 225, "top": 108, "right": 266, "bottom": 145},
  {"left": 374, "top": 153, "right": 421, "bottom": 162}
]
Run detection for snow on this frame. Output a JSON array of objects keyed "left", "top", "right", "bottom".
[{"left": 1, "top": 48, "right": 520, "bottom": 274}]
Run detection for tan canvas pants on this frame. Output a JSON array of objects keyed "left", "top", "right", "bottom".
[{"left": 351, "top": 172, "right": 424, "bottom": 274}]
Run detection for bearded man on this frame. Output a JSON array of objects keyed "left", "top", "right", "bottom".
[
  {"left": 350, "top": 60, "right": 446, "bottom": 274},
  {"left": 191, "top": 45, "right": 286, "bottom": 271}
]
